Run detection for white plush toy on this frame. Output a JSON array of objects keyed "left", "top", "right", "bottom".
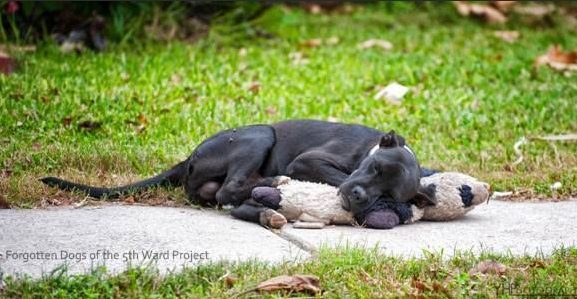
[{"left": 251, "top": 172, "right": 490, "bottom": 229}]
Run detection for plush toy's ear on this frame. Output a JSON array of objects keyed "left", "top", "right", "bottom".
[
  {"left": 411, "top": 184, "right": 437, "bottom": 208},
  {"left": 379, "top": 130, "right": 400, "bottom": 148}
]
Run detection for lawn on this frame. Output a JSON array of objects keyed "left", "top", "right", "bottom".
[
  {"left": 3, "top": 246, "right": 577, "bottom": 298},
  {"left": 1, "top": 3, "right": 577, "bottom": 297},
  {"left": 1, "top": 3, "right": 576, "bottom": 207}
]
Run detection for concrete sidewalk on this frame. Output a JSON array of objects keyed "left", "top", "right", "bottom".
[
  {"left": 0, "top": 205, "right": 308, "bottom": 278},
  {"left": 1, "top": 200, "right": 576, "bottom": 278},
  {"left": 281, "top": 200, "right": 577, "bottom": 257}
]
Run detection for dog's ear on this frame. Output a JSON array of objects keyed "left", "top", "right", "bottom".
[
  {"left": 411, "top": 184, "right": 437, "bottom": 208},
  {"left": 379, "top": 130, "right": 400, "bottom": 148}
]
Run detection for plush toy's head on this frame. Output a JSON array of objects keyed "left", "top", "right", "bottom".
[{"left": 420, "top": 172, "right": 491, "bottom": 221}]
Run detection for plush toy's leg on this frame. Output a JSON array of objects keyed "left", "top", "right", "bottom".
[
  {"left": 293, "top": 221, "right": 326, "bottom": 229},
  {"left": 230, "top": 200, "right": 287, "bottom": 229},
  {"left": 252, "top": 187, "right": 282, "bottom": 209},
  {"left": 363, "top": 209, "right": 400, "bottom": 229},
  {"left": 298, "top": 213, "right": 330, "bottom": 225}
]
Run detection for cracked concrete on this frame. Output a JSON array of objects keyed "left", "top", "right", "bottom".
[{"left": 1, "top": 200, "right": 577, "bottom": 278}]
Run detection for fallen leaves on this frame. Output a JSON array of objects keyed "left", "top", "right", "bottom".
[
  {"left": 374, "top": 82, "right": 410, "bottom": 105},
  {"left": 454, "top": 1, "right": 561, "bottom": 25},
  {"left": 358, "top": 39, "right": 393, "bottom": 51},
  {"left": 513, "top": 4, "right": 555, "bottom": 18},
  {"left": 493, "top": 30, "right": 520, "bottom": 43},
  {"left": 289, "top": 52, "right": 309, "bottom": 65},
  {"left": 256, "top": 274, "right": 321, "bottom": 295},
  {"left": 300, "top": 36, "right": 340, "bottom": 48},
  {"left": 535, "top": 45, "right": 577, "bottom": 72},
  {"left": 300, "top": 38, "right": 322, "bottom": 48},
  {"left": 0, "top": 50, "right": 16, "bottom": 75},
  {"left": 300, "top": 3, "right": 355, "bottom": 15},
  {"left": 490, "top": 1, "right": 517, "bottom": 13},
  {"left": 78, "top": 120, "right": 102, "bottom": 131},
  {"left": 0, "top": 194, "right": 10, "bottom": 209},
  {"left": 218, "top": 272, "right": 238, "bottom": 288},
  {"left": 247, "top": 81, "right": 261, "bottom": 94},
  {"left": 453, "top": 1, "right": 507, "bottom": 24},
  {"left": 469, "top": 260, "right": 507, "bottom": 275},
  {"left": 535, "top": 133, "right": 577, "bottom": 141},
  {"left": 265, "top": 106, "right": 277, "bottom": 116}
]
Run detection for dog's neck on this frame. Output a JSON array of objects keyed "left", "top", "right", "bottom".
[{"left": 368, "top": 144, "right": 416, "bottom": 160}]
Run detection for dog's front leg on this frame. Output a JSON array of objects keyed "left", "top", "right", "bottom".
[{"left": 286, "top": 151, "right": 350, "bottom": 187}]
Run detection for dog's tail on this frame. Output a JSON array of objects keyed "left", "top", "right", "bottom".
[{"left": 40, "top": 160, "right": 188, "bottom": 199}]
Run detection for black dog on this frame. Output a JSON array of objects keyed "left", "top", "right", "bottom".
[{"left": 42, "top": 119, "right": 435, "bottom": 225}]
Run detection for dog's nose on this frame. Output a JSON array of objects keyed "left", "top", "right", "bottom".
[{"left": 351, "top": 186, "right": 367, "bottom": 201}]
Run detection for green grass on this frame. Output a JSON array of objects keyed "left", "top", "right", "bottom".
[
  {"left": 3, "top": 246, "right": 577, "bottom": 298},
  {"left": 1, "top": 2, "right": 576, "bottom": 207}
]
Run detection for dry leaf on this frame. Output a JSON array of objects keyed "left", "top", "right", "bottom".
[
  {"left": 535, "top": 133, "right": 577, "bottom": 141},
  {"left": 490, "top": 1, "right": 516, "bottom": 12},
  {"left": 300, "top": 3, "right": 354, "bottom": 14},
  {"left": 304, "top": 4, "right": 322, "bottom": 14},
  {"left": 171, "top": 74, "right": 181, "bottom": 85},
  {"left": 453, "top": 1, "right": 507, "bottom": 24},
  {"left": 225, "top": 275, "right": 237, "bottom": 288},
  {"left": 0, "top": 51, "right": 16, "bottom": 75},
  {"left": 300, "top": 37, "right": 339, "bottom": 48},
  {"left": 289, "top": 52, "right": 309, "bottom": 65},
  {"left": 42, "top": 197, "right": 62, "bottom": 207},
  {"left": 78, "top": 120, "right": 102, "bottom": 131},
  {"left": 301, "top": 38, "right": 323, "bottom": 48},
  {"left": 1, "top": 168, "right": 12, "bottom": 178},
  {"left": 493, "top": 30, "right": 520, "bottom": 43},
  {"left": 247, "top": 81, "right": 261, "bottom": 94},
  {"left": 0, "top": 194, "right": 11, "bottom": 209},
  {"left": 219, "top": 272, "right": 238, "bottom": 288},
  {"left": 535, "top": 45, "right": 577, "bottom": 72},
  {"left": 529, "top": 260, "right": 546, "bottom": 269},
  {"left": 62, "top": 116, "right": 73, "bottom": 127},
  {"left": 124, "top": 196, "right": 135, "bottom": 204},
  {"left": 256, "top": 274, "right": 321, "bottom": 294},
  {"left": 138, "top": 114, "right": 148, "bottom": 125},
  {"left": 0, "top": 44, "right": 36, "bottom": 53},
  {"left": 513, "top": 4, "right": 554, "bottom": 17},
  {"left": 265, "top": 106, "right": 277, "bottom": 116},
  {"left": 469, "top": 260, "right": 507, "bottom": 275},
  {"left": 326, "top": 36, "right": 340, "bottom": 45},
  {"left": 358, "top": 39, "right": 393, "bottom": 51},
  {"left": 374, "top": 82, "right": 410, "bottom": 104},
  {"left": 411, "top": 278, "right": 430, "bottom": 293},
  {"left": 550, "top": 182, "right": 562, "bottom": 190}
]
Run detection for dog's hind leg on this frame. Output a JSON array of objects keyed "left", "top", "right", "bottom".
[{"left": 215, "top": 131, "right": 277, "bottom": 205}]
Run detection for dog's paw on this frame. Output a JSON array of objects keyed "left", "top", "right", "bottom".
[
  {"left": 260, "top": 209, "right": 287, "bottom": 229},
  {"left": 272, "top": 176, "right": 291, "bottom": 186}
]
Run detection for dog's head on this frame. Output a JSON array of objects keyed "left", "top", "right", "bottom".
[{"left": 339, "top": 131, "right": 435, "bottom": 215}]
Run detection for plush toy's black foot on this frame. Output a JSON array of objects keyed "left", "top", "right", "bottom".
[
  {"left": 363, "top": 209, "right": 400, "bottom": 229},
  {"left": 252, "top": 187, "right": 282, "bottom": 209}
]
